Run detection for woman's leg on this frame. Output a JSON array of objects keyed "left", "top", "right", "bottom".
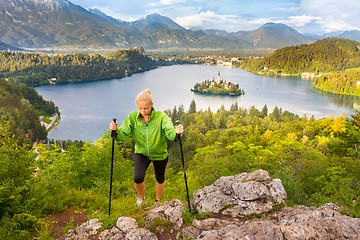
[
  {"left": 156, "top": 182, "right": 165, "bottom": 202},
  {"left": 134, "top": 154, "right": 151, "bottom": 199},
  {"left": 153, "top": 157, "right": 168, "bottom": 201}
]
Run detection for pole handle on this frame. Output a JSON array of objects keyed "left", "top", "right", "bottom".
[
  {"left": 111, "top": 118, "right": 117, "bottom": 138},
  {"left": 175, "top": 120, "right": 181, "bottom": 142}
]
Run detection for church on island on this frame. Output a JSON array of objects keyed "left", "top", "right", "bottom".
[{"left": 191, "top": 71, "right": 245, "bottom": 96}]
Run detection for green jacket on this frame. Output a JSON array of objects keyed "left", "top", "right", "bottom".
[{"left": 116, "top": 108, "right": 176, "bottom": 160}]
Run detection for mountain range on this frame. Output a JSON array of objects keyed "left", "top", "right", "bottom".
[
  {"left": 0, "top": 0, "right": 359, "bottom": 51},
  {"left": 0, "top": 41, "right": 22, "bottom": 51}
]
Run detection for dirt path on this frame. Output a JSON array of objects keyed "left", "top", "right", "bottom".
[{"left": 45, "top": 209, "right": 88, "bottom": 239}]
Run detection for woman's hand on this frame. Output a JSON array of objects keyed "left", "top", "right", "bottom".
[
  {"left": 175, "top": 124, "right": 183, "bottom": 134},
  {"left": 109, "top": 121, "right": 118, "bottom": 131}
]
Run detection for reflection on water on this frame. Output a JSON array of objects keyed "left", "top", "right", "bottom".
[{"left": 314, "top": 88, "right": 360, "bottom": 110}]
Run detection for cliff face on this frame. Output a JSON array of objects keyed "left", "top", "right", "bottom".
[{"left": 64, "top": 170, "right": 360, "bottom": 240}]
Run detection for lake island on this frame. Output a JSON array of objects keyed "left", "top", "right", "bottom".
[{"left": 191, "top": 71, "right": 245, "bottom": 96}]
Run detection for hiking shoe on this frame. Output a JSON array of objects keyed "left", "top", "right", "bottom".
[
  {"left": 136, "top": 197, "right": 145, "bottom": 207},
  {"left": 154, "top": 199, "right": 161, "bottom": 206}
]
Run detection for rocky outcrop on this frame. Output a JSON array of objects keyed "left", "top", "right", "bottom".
[
  {"left": 190, "top": 169, "right": 287, "bottom": 217},
  {"left": 145, "top": 199, "right": 184, "bottom": 233},
  {"left": 63, "top": 170, "right": 360, "bottom": 240},
  {"left": 64, "top": 216, "right": 158, "bottom": 240},
  {"left": 178, "top": 203, "right": 360, "bottom": 240}
]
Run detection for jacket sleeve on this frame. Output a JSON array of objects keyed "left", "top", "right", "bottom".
[
  {"left": 162, "top": 113, "right": 177, "bottom": 141},
  {"left": 116, "top": 113, "right": 133, "bottom": 141}
]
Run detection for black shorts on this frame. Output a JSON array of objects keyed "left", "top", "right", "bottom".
[{"left": 134, "top": 154, "right": 168, "bottom": 184}]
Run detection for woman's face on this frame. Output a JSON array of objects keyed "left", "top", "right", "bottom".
[{"left": 137, "top": 100, "right": 153, "bottom": 117}]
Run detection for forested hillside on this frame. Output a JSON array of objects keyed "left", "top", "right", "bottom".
[
  {"left": 313, "top": 67, "right": 360, "bottom": 95},
  {"left": 0, "top": 79, "right": 58, "bottom": 143},
  {"left": 241, "top": 38, "right": 360, "bottom": 74},
  {"left": 0, "top": 49, "right": 160, "bottom": 85},
  {"left": 1, "top": 100, "right": 359, "bottom": 239},
  {"left": 240, "top": 37, "right": 360, "bottom": 96}
]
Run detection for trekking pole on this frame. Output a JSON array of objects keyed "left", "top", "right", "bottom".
[
  {"left": 109, "top": 118, "right": 117, "bottom": 216},
  {"left": 176, "top": 120, "right": 191, "bottom": 213}
]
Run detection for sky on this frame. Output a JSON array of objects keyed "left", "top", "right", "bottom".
[{"left": 69, "top": 0, "right": 360, "bottom": 35}]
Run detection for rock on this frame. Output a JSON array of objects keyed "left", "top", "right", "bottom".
[
  {"left": 116, "top": 217, "right": 138, "bottom": 232},
  {"left": 277, "top": 205, "right": 360, "bottom": 239},
  {"left": 190, "top": 169, "right": 287, "bottom": 216},
  {"left": 64, "top": 218, "right": 102, "bottom": 240},
  {"left": 189, "top": 204, "right": 360, "bottom": 240},
  {"left": 125, "top": 228, "right": 158, "bottom": 240},
  {"left": 192, "top": 218, "right": 237, "bottom": 230},
  {"left": 98, "top": 216, "right": 157, "bottom": 240},
  {"left": 245, "top": 169, "right": 271, "bottom": 182},
  {"left": 268, "top": 178, "right": 287, "bottom": 204},
  {"left": 145, "top": 199, "right": 184, "bottom": 233},
  {"left": 197, "top": 225, "right": 246, "bottom": 240},
  {"left": 98, "top": 226, "right": 123, "bottom": 240},
  {"left": 176, "top": 226, "right": 200, "bottom": 240},
  {"left": 222, "top": 198, "right": 274, "bottom": 217}
]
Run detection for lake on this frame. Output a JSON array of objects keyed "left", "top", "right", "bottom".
[{"left": 34, "top": 64, "right": 360, "bottom": 141}]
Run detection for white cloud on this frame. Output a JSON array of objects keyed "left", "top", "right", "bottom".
[
  {"left": 174, "top": 11, "right": 323, "bottom": 33},
  {"left": 148, "top": 0, "right": 185, "bottom": 7},
  {"left": 248, "top": 15, "right": 321, "bottom": 28},
  {"left": 284, "top": 15, "right": 322, "bottom": 27},
  {"left": 175, "top": 10, "right": 247, "bottom": 31},
  {"left": 301, "top": 0, "right": 360, "bottom": 32}
]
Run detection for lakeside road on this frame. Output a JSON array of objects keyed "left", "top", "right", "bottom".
[{"left": 41, "top": 114, "right": 58, "bottom": 130}]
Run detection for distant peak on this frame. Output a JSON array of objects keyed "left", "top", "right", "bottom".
[
  {"left": 139, "top": 13, "right": 164, "bottom": 21},
  {"left": 33, "top": 0, "right": 69, "bottom": 5},
  {"left": 10, "top": 0, "right": 72, "bottom": 8},
  {"left": 146, "top": 13, "right": 162, "bottom": 18},
  {"left": 261, "top": 22, "right": 287, "bottom": 28}
]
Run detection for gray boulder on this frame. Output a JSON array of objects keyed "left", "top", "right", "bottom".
[
  {"left": 145, "top": 199, "right": 184, "bottom": 233},
  {"left": 192, "top": 204, "right": 360, "bottom": 240},
  {"left": 64, "top": 218, "right": 102, "bottom": 240},
  {"left": 190, "top": 169, "right": 287, "bottom": 217}
]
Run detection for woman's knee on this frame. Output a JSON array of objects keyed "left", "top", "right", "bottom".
[
  {"left": 134, "top": 176, "right": 145, "bottom": 184},
  {"left": 155, "top": 175, "right": 165, "bottom": 184}
]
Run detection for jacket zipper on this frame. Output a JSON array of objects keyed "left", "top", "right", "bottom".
[{"left": 146, "top": 122, "right": 150, "bottom": 157}]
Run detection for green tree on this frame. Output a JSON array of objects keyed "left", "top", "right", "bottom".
[
  {"left": 189, "top": 99, "right": 197, "bottom": 114},
  {"left": 0, "top": 123, "right": 34, "bottom": 217},
  {"left": 262, "top": 104, "right": 268, "bottom": 117}
]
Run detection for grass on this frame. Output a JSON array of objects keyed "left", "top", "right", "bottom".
[
  {"left": 148, "top": 218, "right": 173, "bottom": 232},
  {"left": 46, "top": 115, "right": 60, "bottom": 132},
  {"left": 35, "top": 221, "right": 55, "bottom": 240},
  {"left": 61, "top": 217, "right": 75, "bottom": 234},
  {"left": 183, "top": 208, "right": 213, "bottom": 226},
  {"left": 345, "top": 67, "right": 360, "bottom": 72},
  {"left": 42, "top": 117, "right": 52, "bottom": 124}
]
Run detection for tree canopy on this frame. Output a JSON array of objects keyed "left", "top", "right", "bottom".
[
  {"left": 240, "top": 37, "right": 360, "bottom": 96},
  {"left": 0, "top": 79, "right": 58, "bottom": 143},
  {"left": 0, "top": 49, "right": 160, "bottom": 85},
  {"left": 241, "top": 38, "right": 360, "bottom": 74}
]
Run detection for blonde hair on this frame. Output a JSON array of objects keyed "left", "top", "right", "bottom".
[{"left": 136, "top": 88, "right": 153, "bottom": 104}]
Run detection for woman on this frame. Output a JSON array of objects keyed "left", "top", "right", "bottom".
[{"left": 109, "top": 89, "right": 183, "bottom": 206}]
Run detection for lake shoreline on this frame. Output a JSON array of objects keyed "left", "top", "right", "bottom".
[{"left": 35, "top": 64, "right": 356, "bottom": 141}]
